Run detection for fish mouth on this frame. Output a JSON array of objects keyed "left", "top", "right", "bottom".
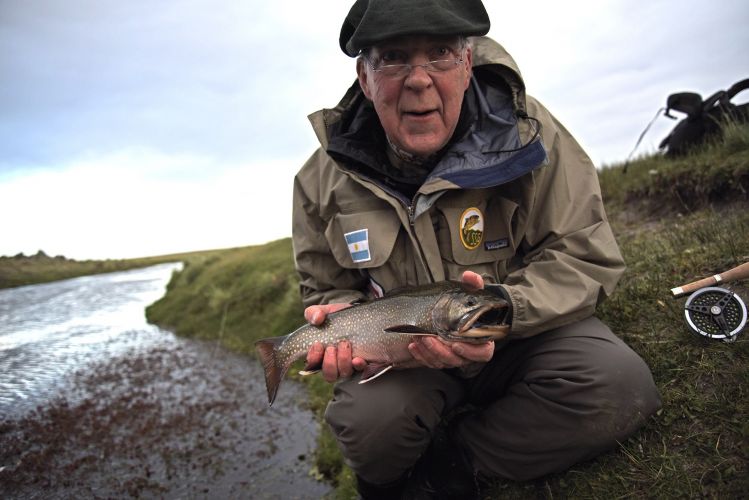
[{"left": 450, "top": 304, "right": 509, "bottom": 342}]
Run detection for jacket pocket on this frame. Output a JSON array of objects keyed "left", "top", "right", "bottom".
[
  {"left": 437, "top": 198, "right": 517, "bottom": 268},
  {"left": 324, "top": 209, "right": 402, "bottom": 269}
]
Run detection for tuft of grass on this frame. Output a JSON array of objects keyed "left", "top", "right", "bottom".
[
  {"left": 719, "top": 117, "right": 749, "bottom": 156},
  {"left": 599, "top": 122, "right": 749, "bottom": 215}
]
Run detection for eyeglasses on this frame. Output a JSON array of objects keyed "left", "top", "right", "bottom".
[{"left": 369, "top": 55, "right": 464, "bottom": 79}]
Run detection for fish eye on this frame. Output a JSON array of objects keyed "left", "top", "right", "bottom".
[{"left": 465, "top": 297, "right": 477, "bottom": 307}]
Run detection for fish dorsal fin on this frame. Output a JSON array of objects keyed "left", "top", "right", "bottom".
[
  {"left": 383, "top": 325, "right": 437, "bottom": 335},
  {"left": 359, "top": 363, "right": 394, "bottom": 384}
]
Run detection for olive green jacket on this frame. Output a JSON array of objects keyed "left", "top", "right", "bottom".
[{"left": 292, "top": 36, "right": 624, "bottom": 337}]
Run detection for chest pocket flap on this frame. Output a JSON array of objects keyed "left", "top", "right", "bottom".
[
  {"left": 438, "top": 197, "right": 517, "bottom": 266},
  {"left": 324, "top": 209, "right": 401, "bottom": 269}
]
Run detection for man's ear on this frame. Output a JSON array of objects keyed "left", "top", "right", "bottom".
[
  {"left": 357, "top": 57, "right": 373, "bottom": 99},
  {"left": 463, "top": 46, "right": 473, "bottom": 90}
]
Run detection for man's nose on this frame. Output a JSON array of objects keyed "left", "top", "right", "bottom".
[{"left": 403, "top": 62, "right": 433, "bottom": 89}]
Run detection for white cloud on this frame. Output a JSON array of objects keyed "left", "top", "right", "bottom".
[{"left": 0, "top": 149, "right": 303, "bottom": 259}]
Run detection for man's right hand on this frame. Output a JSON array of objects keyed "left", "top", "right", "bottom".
[{"left": 304, "top": 303, "right": 366, "bottom": 383}]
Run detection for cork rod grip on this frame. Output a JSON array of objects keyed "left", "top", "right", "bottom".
[{"left": 671, "top": 262, "right": 749, "bottom": 297}]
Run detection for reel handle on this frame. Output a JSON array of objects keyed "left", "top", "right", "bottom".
[{"left": 671, "top": 262, "right": 749, "bottom": 298}]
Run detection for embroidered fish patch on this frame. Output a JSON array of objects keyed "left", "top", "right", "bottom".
[{"left": 459, "top": 208, "right": 484, "bottom": 250}]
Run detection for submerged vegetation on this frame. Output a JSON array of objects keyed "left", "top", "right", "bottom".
[{"left": 12, "top": 124, "right": 749, "bottom": 497}]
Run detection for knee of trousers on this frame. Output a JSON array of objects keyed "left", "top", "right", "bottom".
[
  {"left": 323, "top": 369, "right": 463, "bottom": 484},
  {"left": 523, "top": 320, "right": 662, "bottom": 453},
  {"left": 460, "top": 318, "right": 662, "bottom": 481},
  {"left": 583, "top": 336, "right": 662, "bottom": 445}
]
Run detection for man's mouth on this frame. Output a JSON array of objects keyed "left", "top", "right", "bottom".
[{"left": 404, "top": 109, "right": 437, "bottom": 117}]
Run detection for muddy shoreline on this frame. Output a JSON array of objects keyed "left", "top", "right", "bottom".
[{"left": 0, "top": 338, "right": 331, "bottom": 499}]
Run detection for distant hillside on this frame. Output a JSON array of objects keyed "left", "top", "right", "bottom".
[{"left": 0, "top": 248, "right": 228, "bottom": 289}]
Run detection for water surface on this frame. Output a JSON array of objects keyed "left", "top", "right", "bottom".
[{"left": 0, "top": 264, "right": 330, "bottom": 499}]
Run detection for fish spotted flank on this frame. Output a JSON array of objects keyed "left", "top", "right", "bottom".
[{"left": 255, "top": 281, "right": 509, "bottom": 406}]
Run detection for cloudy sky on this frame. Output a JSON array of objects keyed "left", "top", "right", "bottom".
[{"left": 1, "top": 0, "right": 747, "bottom": 259}]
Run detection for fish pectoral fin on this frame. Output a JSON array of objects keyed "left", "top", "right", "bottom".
[
  {"left": 298, "top": 369, "right": 321, "bottom": 376},
  {"left": 358, "top": 363, "right": 394, "bottom": 384},
  {"left": 383, "top": 325, "right": 436, "bottom": 335}
]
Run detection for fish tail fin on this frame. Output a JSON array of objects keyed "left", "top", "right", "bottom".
[{"left": 254, "top": 335, "right": 288, "bottom": 407}]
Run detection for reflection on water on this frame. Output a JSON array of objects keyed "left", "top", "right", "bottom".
[{"left": 0, "top": 263, "right": 182, "bottom": 416}]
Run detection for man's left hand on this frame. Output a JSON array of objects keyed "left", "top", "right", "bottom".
[{"left": 407, "top": 270, "right": 495, "bottom": 368}]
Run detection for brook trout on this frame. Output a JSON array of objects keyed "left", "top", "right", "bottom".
[{"left": 255, "top": 281, "right": 509, "bottom": 406}]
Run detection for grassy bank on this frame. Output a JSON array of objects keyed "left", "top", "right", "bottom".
[
  {"left": 123, "top": 125, "right": 749, "bottom": 497},
  {"left": 144, "top": 238, "right": 304, "bottom": 355}
]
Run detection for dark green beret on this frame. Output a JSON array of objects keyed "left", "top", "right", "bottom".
[{"left": 339, "top": 0, "right": 491, "bottom": 57}]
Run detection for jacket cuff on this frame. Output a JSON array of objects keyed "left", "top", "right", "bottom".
[{"left": 483, "top": 283, "right": 513, "bottom": 326}]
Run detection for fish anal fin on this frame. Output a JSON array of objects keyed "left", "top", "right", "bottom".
[{"left": 359, "top": 363, "right": 394, "bottom": 384}]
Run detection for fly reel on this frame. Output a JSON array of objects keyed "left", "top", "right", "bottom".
[
  {"left": 672, "top": 262, "right": 749, "bottom": 343},
  {"left": 683, "top": 287, "right": 747, "bottom": 342}
]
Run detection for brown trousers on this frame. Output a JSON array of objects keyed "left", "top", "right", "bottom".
[{"left": 324, "top": 316, "right": 661, "bottom": 484}]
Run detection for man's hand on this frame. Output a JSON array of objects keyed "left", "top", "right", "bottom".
[
  {"left": 460, "top": 269, "right": 484, "bottom": 291},
  {"left": 304, "top": 303, "right": 366, "bottom": 383},
  {"left": 408, "top": 270, "right": 495, "bottom": 368},
  {"left": 304, "top": 303, "right": 351, "bottom": 326},
  {"left": 407, "top": 336, "right": 495, "bottom": 368}
]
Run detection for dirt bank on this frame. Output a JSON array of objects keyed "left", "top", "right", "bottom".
[{"left": 0, "top": 338, "right": 331, "bottom": 499}]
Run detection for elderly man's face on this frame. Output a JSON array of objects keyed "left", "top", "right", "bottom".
[{"left": 357, "top": 35, "right": 472, "bottom": 157}]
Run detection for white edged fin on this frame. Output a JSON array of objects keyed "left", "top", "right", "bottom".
[
  {"left": 358, "top": 364, "right": 393, "bottom": 384},
  {"left": 298, "top": 369, "right": 321, "bottom": 376}
]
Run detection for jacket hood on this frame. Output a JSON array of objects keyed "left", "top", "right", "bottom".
[{"left": 470, "top": 36, "right": 528, "bottom": 117}]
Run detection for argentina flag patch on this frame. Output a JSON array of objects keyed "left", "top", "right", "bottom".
[{"left": 345, "top": 229, "right": 371, "bottom": 263}]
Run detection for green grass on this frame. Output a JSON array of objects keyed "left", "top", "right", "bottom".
[
  {"left": 13, "top": 124, "right": 749, "bottom": 498},
  {"left": 144, "top": 238, "right": 305, "bottom": 355},
  {"left": 599, "top": 119, "right": 749, "bottom": 215},
  {"left": 484, "top": 205, "right": 749, "bottom": 499}
]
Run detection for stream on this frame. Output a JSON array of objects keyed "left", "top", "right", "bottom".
[{"left": 0, "top": 263, "right": 331, "bottom": 499}]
